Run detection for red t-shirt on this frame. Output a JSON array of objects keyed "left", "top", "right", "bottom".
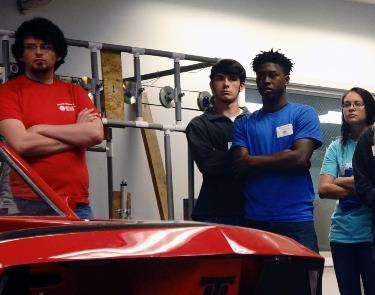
[{"left": 0, "top": 75, "right": 98, "bottom": 204}]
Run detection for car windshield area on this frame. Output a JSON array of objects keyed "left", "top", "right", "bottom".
[{"left": 0, "top": 158, "right": 59, "bottom": 216}]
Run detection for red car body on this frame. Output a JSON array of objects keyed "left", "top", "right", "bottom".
[{"left": 0, "top": 139, "right": 324, "bottom": 295}]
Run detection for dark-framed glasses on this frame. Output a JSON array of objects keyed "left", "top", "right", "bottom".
[
  {"left": 342, "top": 101, "right": 365, "bottom": 109},
  {"left": 24, "top": 43, "right": 53, "bottom": 51}
]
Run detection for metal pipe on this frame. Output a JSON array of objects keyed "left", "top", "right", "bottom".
[
  {"left": 173, "top": 57, "right": 183, "bottom": 123},
  {"left": 106, "top": 128, "right": 114, "bottom": 218},
  {"left": 87, "top": 146, "right": 106, "bottom": 152},
  {"left": 120, "top": 180, "right": 127, "bottom": 219},
  {"left": 133, "top": 50, "right": 143, "bottom": 120},
  {"left": 164, "top": 130, "right": 174, "bottom": 220},
  {"left": 0, "top": 30, "right": 14, "bottom": 37},
  {"left": 1, "top": 35, "right": 10, "bottom": 83},
  {"left": 124, "top": 62, "right": 214, "bottom": 82},
  {"left": 187, "top": 145, "right": 195, "bottom": 220},
  {"left": 102, "top": 118, "right": 186, "bottom": 132},
  {"left": 89, "top": 43, "right": 102, "bottom": 113},
  {"left": 65, "top": 38, "right": 218, "bottom": 63},
  {"left": 101, "top": 43, "right": 218, "bottom": 63},
  {"left": 1, "top": 30, "right": 219, "bottom": 63},
  {"left": 65, "top": 38, "right": 89, "bottom": 48}
]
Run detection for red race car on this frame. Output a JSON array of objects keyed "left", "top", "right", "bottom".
[{"left": 0, "top": 137, "right": 324, "bottom": 295}]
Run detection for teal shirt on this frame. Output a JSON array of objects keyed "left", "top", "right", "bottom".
[{"left": 320, "top": 138, "right": 372, "bottom": 243}]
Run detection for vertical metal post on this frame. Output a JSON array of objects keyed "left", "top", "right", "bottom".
[
  {"left": 164, "top": 129, "right": 174, "bottom": 220},
  {"left": 187, "top": 145, "right": 195, "bottom": 220},
  {"left": 1, "top": 35, "right": 10, "bottom": 83},
  {"left": 132, "top": 48, "right": 145, "bottom": 120},
  {"left": 173, "top": 57, "right": 182, "bottom": 123},
  {"left": 89, "top": 42, "right": 102, "bottom": 113},
  {"left": 120, "top": 180, "right": 127, "bottom": 219},
  {"left": 106, "top": 128, "right": 114, "bottom": 218}
]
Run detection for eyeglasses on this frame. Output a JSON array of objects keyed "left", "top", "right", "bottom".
[
  {"left": 342, "top": 101, "right": 365, "bottom": 109},
  {"left": 24, "top": 43, "right": 53, "bottom": 51}
]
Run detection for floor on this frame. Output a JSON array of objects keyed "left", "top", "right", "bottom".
[{"left": 321, "top": 251, "right": 340, "bottom": 295}]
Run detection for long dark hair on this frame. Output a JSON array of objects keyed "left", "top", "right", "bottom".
[{"left": 341, "top": 87, "right": 375, "bottom": 146}]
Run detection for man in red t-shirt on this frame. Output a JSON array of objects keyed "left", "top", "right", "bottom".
[{"left": 0, "top": 17, "right": 104, "bottom": 218}]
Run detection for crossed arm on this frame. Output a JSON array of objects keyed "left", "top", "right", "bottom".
[
  {"left": 319, "top": 175, "right": 354, "bottom": 200},
  {"left": 0, "top": 108, "right": 104, "bottom": 157},
  {"left": 232, "top": 138, "right": 316, "bottom": 177},
  {"left": 186, "top": 121, "right": 232, "bottom": 177}
]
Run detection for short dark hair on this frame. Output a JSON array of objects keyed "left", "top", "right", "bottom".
[
  {"left": 12, "top": 17, "right": 68, "bottom": 72},
  {"left": 341, "top": 87, "right": 375, "bottom": 146},
  {"left": 210, "top": 59, "right": 246, "bottom": 83},
  {"left": 252, "top": 49, "right": 293, "bottom": 75}
]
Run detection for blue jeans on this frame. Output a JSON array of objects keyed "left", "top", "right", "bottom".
[
  {"left": 75, "top": 203, "right": 94, "bottom": 219},
  {"left": 330, "top": 242, "right": 375, "bottom": 295},
  {"left": 244, "top": 219, "right": 319, "bottom": 253},
  {"left": 14, "top": 198, "right": 93, "bottom": 219},
  {"left": 15, "top": 198, "right": 57, "bottom": 216}
]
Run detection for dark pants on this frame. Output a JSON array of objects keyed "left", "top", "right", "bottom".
[
  {"left": 330, "top": 242, "right": 375, "bottom": 295},
  {"left": 193, "top": 216, "right": 244, "bottom": 227},
  {"left": 244, "top": 219, "right": 319, "bottom": 253}
]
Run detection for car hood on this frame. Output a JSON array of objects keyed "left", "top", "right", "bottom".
[{"left": 0, "top": 221, "right": 322, "bottom": 269}]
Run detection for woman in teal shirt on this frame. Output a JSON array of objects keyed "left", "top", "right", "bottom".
[{"left": 319, "top": 87, "right": 375, "bottom": 295}]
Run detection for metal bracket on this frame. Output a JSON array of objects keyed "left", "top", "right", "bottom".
[
  {"left": 172, "top": 53, "right": 185, "bottom": 61},
  {"left": 131, "top": 47, "right": 146, "bottom": 55},
  {"left": 88, "top": 42, "right": 103, "bottom": 52}
]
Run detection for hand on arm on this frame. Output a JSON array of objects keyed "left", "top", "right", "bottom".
[
  {"left": 28, "top": 108, "right": 104, "bottom": 148},
  {"left": 319, "top": 174, "right": 354, "bottom": 199},
  {"left": 232, "top": 138, "right": 315, "bottom": 177},
  {"left": 0, "top": 119, "right": 72, "bottom": 157},
  {"left": 231, "top": 147, "right": 252, "bottom": 177}
]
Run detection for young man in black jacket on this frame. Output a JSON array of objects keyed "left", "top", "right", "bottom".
[
  {"left": 185, "top": 59, "right": 248, "bottom": 225},
  {"left": 353, "top": 124, "right": 375, "bottom": 240}
]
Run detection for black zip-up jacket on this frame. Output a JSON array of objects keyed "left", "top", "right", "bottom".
[
  {"left": 353, "top": 125, "right": 375, "bottom": 239},
  {"left": 185, "top": 107, "right": 249, "bottom": 220}
]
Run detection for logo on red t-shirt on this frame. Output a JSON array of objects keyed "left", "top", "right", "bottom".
[{"left": 57, "top": 103, "right": 76, "bottom": 112}]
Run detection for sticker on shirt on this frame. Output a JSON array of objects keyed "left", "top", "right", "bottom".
[
  {"left": 340, "top": 163, "right": 352, "bottom": 177},
  {"left": 276, "top": 123, "right": 293, "bottom": 138},
  {"left": 372, "top": 146, "right": 375, "bottom": 156},
  {"left": 57, "top": 103, "right": 76, "bottom": 112},
  {"left": 228, "top": 142, "right": 232, "bottom": 150}
]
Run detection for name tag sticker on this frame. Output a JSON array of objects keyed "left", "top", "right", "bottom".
[
  {"left": 372, "top": 146, "right": 375, "bottom": 156},
  {"left": 276, "top": 123, "right": 293, "bottom": 138}
]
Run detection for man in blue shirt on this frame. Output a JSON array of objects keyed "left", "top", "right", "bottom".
[{"left": 232, "top": 49, "right": 322, "bottom": 252}]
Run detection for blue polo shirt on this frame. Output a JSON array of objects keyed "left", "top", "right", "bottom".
[{"left": 232, "top": 102, "right": 322, "bottom": 222}]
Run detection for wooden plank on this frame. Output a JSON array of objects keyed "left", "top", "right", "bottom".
[
  {"left": 112, "top": 191, "right": 132, "bottom": 219},
  {"left": 112, "top": 191, "right": 121, "bottom": 219},
  {"left": 141, "top": 93, "right": 168, "bottom": 220},
  {"left": 100, "top": 50, "right": 124, "bottom": 120}
]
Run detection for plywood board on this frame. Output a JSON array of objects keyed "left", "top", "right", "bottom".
[
  {"left": 112, "top": 191, "right": 121, "bottom": 219},
  {"left": 141, "top": 93, "right": 168, "bottom": 220},
  {"left": 100, "top": 50, "right": 124, "bottom": 120}
]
